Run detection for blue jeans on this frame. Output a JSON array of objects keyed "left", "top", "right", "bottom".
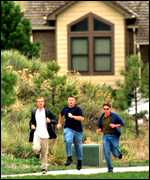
[
  {"left": 103, "top": 134, "right": 121, "bottom": 171},
  {"left": 64, "top": 128, "right": 83, "bottom": 160}
]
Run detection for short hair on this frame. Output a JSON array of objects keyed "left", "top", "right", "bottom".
[
  {"left": 103, "top": 102, "right": 111, "bottom": 108},
  {"left": 36, "top": 97, "right": 44, "bottom": 101},
  {"left": 68, "top": 96, "right": 76, "bottom": 99}
]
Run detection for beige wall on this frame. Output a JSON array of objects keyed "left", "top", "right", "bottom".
[
  {"left": 14, "top": 1, "right": 27, "bottom": 12},
  {"left": 56, "top": 1, "right": 125, "bottom": 87}
]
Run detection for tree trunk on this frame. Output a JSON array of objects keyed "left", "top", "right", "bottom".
[{"left": 134, "top": 87, "right": 139, "bottom": 137}]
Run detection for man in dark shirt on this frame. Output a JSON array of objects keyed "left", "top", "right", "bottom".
[
  {"left": 97, "top": 102, "right": 124, "bottom": 173},
  {"left": 57, "top": 96, "right": 84, "bottom": 170}
]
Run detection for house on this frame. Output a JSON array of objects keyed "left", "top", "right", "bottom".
[{"left": 16, "top": 1, "right": 149, "bottom": 87}]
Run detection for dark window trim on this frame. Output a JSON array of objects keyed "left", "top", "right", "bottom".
[{"left": 68, "top": 12, "right": 114, "bottom": 75}]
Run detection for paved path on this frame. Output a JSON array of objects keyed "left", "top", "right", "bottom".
[{"left": 1, "top": 166, "right": 149, "bottom": 178}]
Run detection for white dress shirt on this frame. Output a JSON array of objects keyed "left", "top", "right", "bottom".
[{"left": 34, "top": 108, "right": 49, "bottom": 138}]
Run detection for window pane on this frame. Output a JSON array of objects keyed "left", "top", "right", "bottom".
[
  {"left": 71, "top": 18, "right": 88, "bottom": 31},
  {"left": 95, "top": 56, "right": 111, "bottom": 71},
  {"left": 72, "top": 38, "right": 88, "bottom": 54},
  {"left": 72, "top": 56, "right": 88, "bottom": 71},
  {"left": 95, "top": 38, "right": 110, "bottom": 54},
  {"left": 94, "top": 18, "right": 111, "bottom": 31}
]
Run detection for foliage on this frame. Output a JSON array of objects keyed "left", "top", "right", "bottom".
[
  {"left": 1, "top": 53, "right": 18, "bottom": 107},
  {"left": 78, "top": 82, "right": 113, "bottom": 129},
  {"left": 112, "top": 55, "right": 140, "bottom": 110},
  {"left": 1, "top": 1, "right": 40, "bottom": 58},
  {"left": 140, "top": 63, "right": 149, "bottom": 98}
]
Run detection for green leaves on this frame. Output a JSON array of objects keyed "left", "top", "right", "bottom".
[
  {"left": 1, "top": 1, "right": 40, "bottom": 58},
  {"left": 1, "top": 68, "right": 18, "bottom": 107},
  {"left": 113, "top": 55, "right": 141, "bottom": 110}
]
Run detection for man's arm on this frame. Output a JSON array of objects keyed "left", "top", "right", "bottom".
[
  {"left": 30, "top": 110, "right": 36, "bottom": 129},
  {"left": 46, "top": 109, "right": 57, "bottom": 124},
  {"left": 109, "top": 123, "right": 121, "bottom": 128},
  {"left": 96, "top": 128, "right": 103, "bottom": 134},
  {"left": 68, "top": 113, "right": 84, "bottom": 122},
  {"left": 96, "top": 113, "right": 104, "bottom": 134},
  {"left": 56, "top": 114, "right": 65, "bottom": 129},
  {"left": 110, "top": 113, "right": 125, "bottom": 128}
]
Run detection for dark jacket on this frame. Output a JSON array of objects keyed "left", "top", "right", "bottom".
[
  {"left": 98, "top": 112, "right": 125, "bottom": 137},
  {"left": 29, "top": 108, "right": 58, "bottom": 142}
]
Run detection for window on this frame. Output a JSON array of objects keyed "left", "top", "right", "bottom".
[
  {"left": 71, "top": 38, "right": 88, "bottom": 71},
  {"left": 94, "top": 18, "right": 111, "bottom": 31},
  {"left": 68, "top": 13, "right": 114, "bottom": 75},
  {"left": 71, "top": 18, "right": 88, "bottom": 32},
  {"left": 94, "top": 38, "right": 111, "bottom": 71}
]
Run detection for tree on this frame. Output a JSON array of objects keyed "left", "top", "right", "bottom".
[
  {"left": 140, "top": 63, "right": 149, "bottom": 98},
  {"left": 113, "top": 55, "right": 141, "bottom": 137},
  {"left": 1, "top": 52, "right": 18, "bottom": 108},
  {"left": 1, "top": 1, "right": 40, "bottom": 58}
]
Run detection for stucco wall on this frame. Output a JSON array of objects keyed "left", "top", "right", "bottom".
[{"left": 56, "top": 1, "right": 125, "bottom": 87}]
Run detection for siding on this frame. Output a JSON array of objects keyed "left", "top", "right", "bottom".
[
  {"left": 33, "top": 30, "right": 55, "bottom": 61},
  {"left": 56, "top": 1, "right": 125, "bottom": 87}
]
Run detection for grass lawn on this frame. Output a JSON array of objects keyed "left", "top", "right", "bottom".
[
  {"left": 2, "top": 172, "right": 149, "bottom": 179},
  {"left": 1, "top": 153, "right": 149, "bottom": 179}
]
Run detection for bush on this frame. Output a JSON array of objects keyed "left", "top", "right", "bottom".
[{"left": 1, "top": 50, "right": 32, "bottom": 70}]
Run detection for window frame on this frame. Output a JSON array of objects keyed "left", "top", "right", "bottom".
[{"left": 68, "top": 12, "right": 114, "bottom": 75}]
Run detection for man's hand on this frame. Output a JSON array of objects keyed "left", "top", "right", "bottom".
[
  {"left": 110, "top": 123, "right": 120, "bottom": 128},
  {"left": 68, "top": 113, "right": 73, "bottom": 118},
  {"left": 96, "top": 128, "right": 102, "bottom": 135},
  {"left": 31, "top": 124, "right": 36, "bottom": 130},
  {"left": 46, "top": 117, "right": 51, "bottom": 123},
  {"left": 56, "top": 123, "right": 62, "bottom": 129}
]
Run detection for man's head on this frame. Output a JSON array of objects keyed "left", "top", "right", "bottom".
[
  {"left": 36, "top": 97, "right": 45, "bottom": 109},
  {"left": 103, "top": 102, "right": 111, "bottom": 117},
  {"left": 68, "top": 96, "right": 76, "bottom": 108}
]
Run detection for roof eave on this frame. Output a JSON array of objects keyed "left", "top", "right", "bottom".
[
  {"left": 47, "top": 1, "right": 138, "bottom": 21},
  {"left": 47, "top": 1, "right": 76, "bottom": 20}
]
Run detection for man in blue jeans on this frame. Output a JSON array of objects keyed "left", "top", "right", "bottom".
[
  {"left": 57, "top": 96, "right": 84, "bottom": 170},
  {"left": 97, "top": 102, "right": 124, "bottom": 173}
]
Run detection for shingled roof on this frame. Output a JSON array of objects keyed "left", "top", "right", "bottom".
[
  {"left": 24, "top": 1, "right": 70, "bottom": 26},
  {"left": 117, "top": 1, "right": 149, "bottom": 44},
  {"left": 23, "top": 1, "right": 149, "bottom": 44}
]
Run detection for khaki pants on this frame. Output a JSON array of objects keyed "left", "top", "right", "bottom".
[
  {"left": 33, "top": 134, "right": 49, "bottom": 170},
  {"left": 49, "top": 139, "right": 56, "bottom": 155}
]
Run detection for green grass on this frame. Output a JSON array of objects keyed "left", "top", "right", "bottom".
[
  {"left": 2, "top": 153, "right": 149, "bottom": 175},
  {"left": 1, "top": 153, "right": 76, "bottom": 175},
  {"left": 2, "top": 172, "right": 149, "bottom": 179}
]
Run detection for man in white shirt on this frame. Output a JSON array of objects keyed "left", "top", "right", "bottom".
[{"left": 29, "top": 97, "right": 57, "bottom": 174}]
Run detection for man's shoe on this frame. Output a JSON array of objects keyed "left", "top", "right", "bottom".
[
  {"left": 76, "top": 160, "right": 82, "bottom": 170},
  {"left": 41, "top": 169, "right": 47, "bottom": 174},
  {"left": 108, "top": 169, "right": 113, "bottom": 173},
  {"left": 118, "top": 153, "right": 122, "bottom": 159},
  {"left": 64, "top": 157, "right": 73, "bottom": 166}
]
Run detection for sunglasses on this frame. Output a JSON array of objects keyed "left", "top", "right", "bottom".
[{"left": 103, "top": 108, "right": 110, "bottom": 110}]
